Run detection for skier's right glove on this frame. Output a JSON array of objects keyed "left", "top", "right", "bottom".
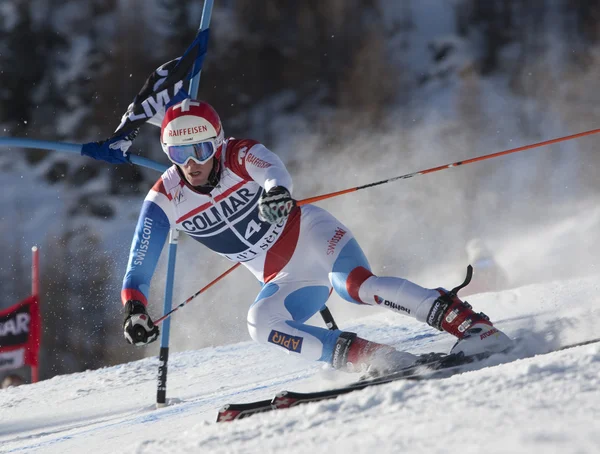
[{"left": 123, "top": 300, "right": 159, "bottom": 346}]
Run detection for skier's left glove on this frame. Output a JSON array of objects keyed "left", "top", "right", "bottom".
[
  {"left": 258, "top": 186, "right": 296, "bottom": 224},
  {"left": 81, "top": 128, "right": 139, "bottom": 164},
  {"left": 123, "top": 300, "right": 159, "bottom": 346}
]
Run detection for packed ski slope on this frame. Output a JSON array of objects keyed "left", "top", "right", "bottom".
[{"left": 1, "top": 273, "right": 599, "bottom": 454}]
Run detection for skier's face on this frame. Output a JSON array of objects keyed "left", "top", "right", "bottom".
[{"left": 179, "top": 157, "right": 214, "bottom": 186}]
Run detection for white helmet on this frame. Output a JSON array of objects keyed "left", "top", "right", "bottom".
[{"left": 161, "top": 98, "right": 224, "bottom": 165}]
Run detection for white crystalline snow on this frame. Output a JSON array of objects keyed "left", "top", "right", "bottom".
[{"left": 1, "top": 275, "right": 600, "bottom": 454}]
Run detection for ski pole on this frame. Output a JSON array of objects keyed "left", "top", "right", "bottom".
[
  {"left": 300, "top": 127, "right": 600, "bottom": 205},
  {"left": 155, "top": 261, "right": 240, "bottom": 325},
  {"left": 154, "top": 192, "right": 324, "bottom": 326},
  {"left": 155, "top": 126, "right": 600, "bottom": 324},
  {"left": 155, "top": 259, "right": 338, "bottom": 330}
]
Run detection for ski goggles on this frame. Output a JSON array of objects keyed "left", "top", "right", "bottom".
[{"left": 166, "top": 139, "right": 218, "bottom": 165}]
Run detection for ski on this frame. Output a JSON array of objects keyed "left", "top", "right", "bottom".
[
  {"left": 216, "top": 398, "right": 274, "bottom": 422},
  {"left": 215, "top": 351, "right": 469, "bottom": 422},
  {"left": 216, "top": 336, "right": 600, "bottom": 422}
]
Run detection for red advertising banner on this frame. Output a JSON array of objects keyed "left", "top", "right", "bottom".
[{"left": 0, "top": 295, "right": 41, "bottom": 371}]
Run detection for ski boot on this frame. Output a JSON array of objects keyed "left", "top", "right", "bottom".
[
  {"left": 331, "top": 332, "right": 418, "bottom": 374},
  {"left": 426, "top": 265, "right": 513, "bottom": 357}
]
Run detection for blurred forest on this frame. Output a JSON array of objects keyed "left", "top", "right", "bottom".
[{"left": 2, "top": 0, "right": 600, "bottom": 382}]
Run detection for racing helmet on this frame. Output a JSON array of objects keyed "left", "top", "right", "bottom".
[{"left": 161, "top": 99, "right": 224, "bottom": 166}]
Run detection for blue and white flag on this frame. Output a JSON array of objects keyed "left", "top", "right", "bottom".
[
  {"left": 114, "top": 28, "right": 209, "bottom": 136},
  {"left": 82, "top": 29, "right": 209, "bottom": 163}
]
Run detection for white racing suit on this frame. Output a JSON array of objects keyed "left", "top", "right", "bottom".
[{"left": 122, "top": 138, "right": 442, "bottom": 363}]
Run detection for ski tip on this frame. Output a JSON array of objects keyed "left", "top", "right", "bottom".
[
  {"left": 216, "top": 407, "right": 240, "bottom": 423},
  {"left": 216, "top": 400, "right": 275, "bottom": 422}
]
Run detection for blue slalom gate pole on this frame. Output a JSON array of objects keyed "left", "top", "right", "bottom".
[
  {"left": 156, "top": 229, "right": 179, "bottom": 406},
  {"left": 0, "top": 138, "right": 168, "bottom": 173},
  {"left": 156, "top": 0, "right": 214, "bottom": 408},
  {"left": 189, "top": 0, "right": 213, "bottom": 99}
]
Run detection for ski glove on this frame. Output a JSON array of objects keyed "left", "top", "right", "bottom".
[
  {"left": 123, "top": 300, "right": 159, "bottom": 346},
  {"left": 258, "top": 186, "right": 296, "bottom": 224},
  {"left": 81, "top": 128, "right": 139, "bottom": 164}
]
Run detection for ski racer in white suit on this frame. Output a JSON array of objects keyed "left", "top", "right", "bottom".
[{"left": 122, "top": 98, "right": 513, "bottom": 373}]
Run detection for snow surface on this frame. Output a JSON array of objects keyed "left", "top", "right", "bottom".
[
  {"left": 1, "top": 273, "right": 600, "bottom": 454},
  {"left": 2, "top": 2, "right": 600, "bottom": 452}
]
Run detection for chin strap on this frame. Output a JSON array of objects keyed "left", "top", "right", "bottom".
[
  {"left": 195, "top": 159, "right": 221, "bottom": 192},
  {"left": 206, "top": 158, "right": 221, "bottom": 187}
]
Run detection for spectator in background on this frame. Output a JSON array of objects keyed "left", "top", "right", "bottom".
[
  {"left": 1, "top": 373, "right": 25, "bottom": 389},
  {"left": 464, "top": 238, "right": 509, "bottom": 296}
]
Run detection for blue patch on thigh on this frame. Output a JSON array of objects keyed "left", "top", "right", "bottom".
[
  {"left": 251, "top": 282, "right": 280, "bottom": 307},
  {"left": 283, "top": 286, "right": 330, "bottom": 323},
  {"left": 330, "top": 238, "right": 371, "bottom": 303}
]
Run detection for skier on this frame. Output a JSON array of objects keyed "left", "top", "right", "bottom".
[{"left": 121, "top": 98, "right": 513, "bottom": 373}]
